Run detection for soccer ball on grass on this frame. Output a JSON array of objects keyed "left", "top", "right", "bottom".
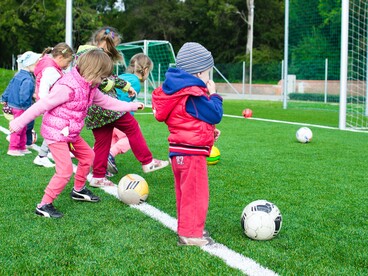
[
  {"left": 296, "top": 127, "right": 313, "bottom": 143},
  {"left": 242, "top": 108, "right": 253, "bottom": 118},
  {"left": 117, "top": 174, "right": 149, "bottom": 205},
  {"left": 240, "top": 200, "right": 282, "bottom": 240},
  {"left": 207, "top": 145, "right": 220, "bottom": 165}
]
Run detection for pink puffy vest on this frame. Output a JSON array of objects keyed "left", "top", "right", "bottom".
[{"left": 41, "top": 68, "right": 96, "bottom": 143}]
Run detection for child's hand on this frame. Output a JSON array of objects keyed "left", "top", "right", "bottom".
[
  {"left": 137, "top": 102, "right": 145, "bottom": 110},
  {"left": 9, "top": 125, "right": 15, "bottom": 134},
  {"left": 214, "top": 128, "right": 221, "bottom": 141},
  {"left": 128, "top": 87, "right": 137, "bottom": 98},
  {"left": 207, "top": 80, "right": 216, "bottom": 95}
]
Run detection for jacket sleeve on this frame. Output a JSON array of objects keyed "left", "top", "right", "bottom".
[
  {"left": 10, "top": 87, "right": 70, "bottom": 132},
  {"left": 93, "top": 89, "right": 140, "bottom": 112},
  {"left": 38, "top": 67, "right": 62, "bottom": 99},
  {"left": 185, "top": 94, "right": 223, "bottom": 124},
  {"left": 1, "top": 83, "right": 10, "bottom": 102}
]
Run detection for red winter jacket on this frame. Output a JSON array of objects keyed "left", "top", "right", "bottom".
[{"left": 152, "top": 85, "right": 215, "bottom": 156}]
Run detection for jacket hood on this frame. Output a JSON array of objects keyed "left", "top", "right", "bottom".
[
  {"left": 162, "top": 67, "right": 206, "bottom": 95},
  {"left": 152, "top": 80, "right": 207, "bottom": 123}
]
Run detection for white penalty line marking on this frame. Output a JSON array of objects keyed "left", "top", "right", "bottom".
[{"left": 1, "top": 123, "right": 277, "bottom": 275}]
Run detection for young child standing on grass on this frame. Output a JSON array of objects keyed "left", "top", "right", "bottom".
[
  {"left": 107, "top": 53, "right": 154, "bottom": 175},
  {"left": 1, "top": 51, "right": 41, "bottom": 156},
  {"left": 33, "top": 42, "right": 74, "bottom": 168},
  {"left": 9, "top": 49, "right": 144, "bottom": 218},
  {"left": 77, "top": 27, "right": 168, "bottom": 187},
  {"left": 152, "top": 42, "right": 223, "bottom": 246}
]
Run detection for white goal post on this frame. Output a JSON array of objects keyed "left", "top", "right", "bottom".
[{"left": 339, "top": 0, "right": 368, "bottom": 131}]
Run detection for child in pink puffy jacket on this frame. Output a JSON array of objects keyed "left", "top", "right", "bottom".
[{"left": 9, "top": 49, "right": 144, "bottom": 218}]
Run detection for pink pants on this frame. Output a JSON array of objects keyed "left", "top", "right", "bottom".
[
  {"left": 40, "top": 136, "right": 94, "bottom": 204},
  {"left": 9, "top": 108, "right": 27, "bottom": 151},
  {"left": 110, "top": 128, "right": 131, "bottom": 157},
  {"left": 92, "top": 112, "right": 152, "bottom": 178},
  {"left": 171, "top": 155, "right": 209, "bottom": 238}
]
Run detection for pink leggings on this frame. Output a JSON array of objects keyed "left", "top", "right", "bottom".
[
  {"left": 110, "top": 128, "right": 131, "bottom": 157},
  {"left": 172, "top": 155, "right": 209, "bottom": 238},
  {"left": 40, "top": 136, "right": 94, "bottom": 204},
  {"left": 9, "top": 108, "right": 26, "bottom": 151}
]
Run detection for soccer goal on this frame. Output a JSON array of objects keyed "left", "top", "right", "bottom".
[
  {"left": 116, "top": 40, "right": 176, "bottom": 106},
  {"left": 339, "top": 0, "right": 368, "bottom": 131}
]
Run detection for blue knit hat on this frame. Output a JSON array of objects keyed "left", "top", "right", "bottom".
[
  {"left": 176, "top": 42, "right": 214, "bottom": 74},
  {"left": 17, "top": 51, "right": 41, "bottom": 67}
]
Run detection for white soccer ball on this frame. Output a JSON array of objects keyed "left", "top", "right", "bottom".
[
  {"left": 240, "top": 200, "right": 282, "bottom": 241},
  {"left": 296, "top": 127, "right": 313, "bottom": 143},
  {"left": 117, "top": 174, "right": 149, "bottom": 205}
]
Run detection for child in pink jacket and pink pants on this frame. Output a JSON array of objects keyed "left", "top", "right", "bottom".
[{"left": 10, "top": 49, "right": 144, "bottom": 218}]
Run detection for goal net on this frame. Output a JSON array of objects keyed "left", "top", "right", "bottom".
[
  {"left": 116, "top": 40, "right": 176, "bottom": 106},
  {"left": 343, "top": 0, "right": 368, "bottom": 130}
]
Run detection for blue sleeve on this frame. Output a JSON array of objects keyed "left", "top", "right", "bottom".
[
  {"left": 1, "top": 78, "right": 13, "bottom": 102},
  {"left": 185, "top": 94, "right": 223, "bottom": 124},
  {"left": 1, "top": 87, "right": 9, "bottom": 102}
]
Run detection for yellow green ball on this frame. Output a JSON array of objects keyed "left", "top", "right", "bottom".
[{"left": 207, "top": 146, "right": 221, "bottom": 165}]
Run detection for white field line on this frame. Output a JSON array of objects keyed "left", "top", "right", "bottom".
[
  {"left": 0, "top": 121, "right": 279, "bottom": 275},
  {"left": 224, "top": 114, "right": 368, "bottom": 133}
]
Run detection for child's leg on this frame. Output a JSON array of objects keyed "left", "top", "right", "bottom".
[
  {"left": 172, "top": 155, "right": 209, "bottom": 238},
  {"left": 9, "top": 108, "right": 26, "bottom": 150},
  {"left": 39, "top": 142, "right": 73, "bottom": 205},
  {"left": 110, "top": 128, "right": 131, "bottom": 157},
  {"left": 70, "top": 136, "right": 95, "bottom": 191},
  {"left": 26, "top": 120, "right": 35, "bottom": 146},
  {"left": 38, "top": 139, "right": 50, "bottom": 157},
  {"left": 114, "top": 113, "right": 152, "bottom": 165},
  {"left": 92, "top": 124, "right": 114, "bottom": 178},
  {"left": 33, "top": 139, "right": 55, "bottom": 168}
]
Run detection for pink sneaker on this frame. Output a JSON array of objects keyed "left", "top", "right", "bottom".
[{"left": 142, "top": 159, "right": 169, "bottom": 173}]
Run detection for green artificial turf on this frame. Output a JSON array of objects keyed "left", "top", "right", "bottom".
[{"left": 0, "top": 68, "right": 367, "bottom": 274}]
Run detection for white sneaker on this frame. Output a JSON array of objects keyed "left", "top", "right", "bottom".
[
  {"left": 178, "top": 236, "right": 214, "bottom": 246},
  {"left": 26, "top": 144, "right": 38, "bottom": 150},
  {"left": 7, "top": 150, "right": 24, "bottom": 156},
  {"left": 33, "top": 156, "right": 55, "bottom": 168},
  {"left": 20, "top": 149, "right": 32, "bottom": 154},
  {"left": 142, "top": 159, "right": 169, "bottom": 173},
  {"left": 90, "top": 177, "right": 115, "bottom": 187}
]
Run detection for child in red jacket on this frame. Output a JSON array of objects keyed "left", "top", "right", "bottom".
[{"left": 152, "top": 42, "right": 223, "bottom": 246}]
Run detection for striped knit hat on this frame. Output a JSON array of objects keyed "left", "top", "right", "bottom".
[{"left": 176, "top": 42, "right": 214, "bottom": 74}]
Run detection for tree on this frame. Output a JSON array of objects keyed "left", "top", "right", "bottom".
[
  {"left": 0, "top": 0, "right": 286, "bottom": 69},
  {"left": 0, "top": 0, "right": 111, "bottom": 68}
]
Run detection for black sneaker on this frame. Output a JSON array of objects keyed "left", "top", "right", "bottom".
[
  {"left": 35, "top": 203, "right": 63, "bottom": 218},
  {"left": 71, "top": 187, "right": 100, "bottom": 202}
]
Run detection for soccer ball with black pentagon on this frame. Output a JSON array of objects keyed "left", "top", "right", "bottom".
[{"left": 240, "top": 200, "right": 282, "bottom": 240}]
